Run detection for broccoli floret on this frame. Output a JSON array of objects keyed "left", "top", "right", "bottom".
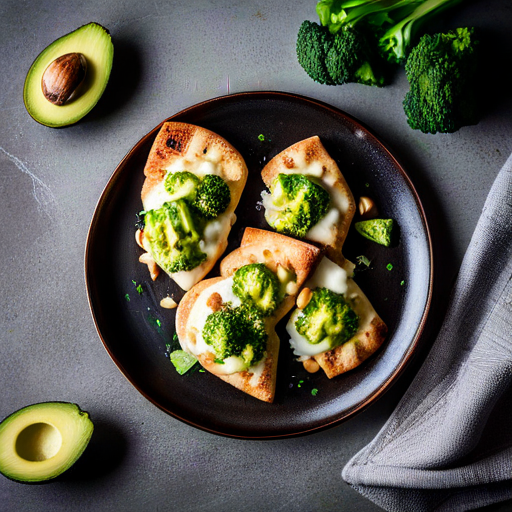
[
  {"left": 192, "top": 174, "right": 231, "bottom": 219},
  {"left": 264, "top": 174, "right": 330, "bottom": 238},
  {"left": 295, "top": 287, "right": 359, "bottom": 349},
  {"left": 355, "top": 218, "right": 394, "bottom": 246},
  {"left": 296, "top": 20, "right": 336, "bottom": 85},
  {"left": 232, "top": 263, "right": 281, "bottom": 316},
  {"left": 143, "top": 200, "right": 207, "bottom": 274},
  {"left": 164, "top": 171, "right": 200, "bottom": 202},
  {"left": 403, "top": 27, "right": 478, "bottom": 134},
  {"left": 297, "top": 0, "right": 463, "bottom": 87},
  {"left": 326, "top": 26, "right": 385, "bottom": 86},
  {"left": 202, "top": 304, "right": 267, "bottom": 367}
]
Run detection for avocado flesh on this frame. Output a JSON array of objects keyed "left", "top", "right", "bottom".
[
  {"left": 23, "top": 22, "right": 113, "bottom": 128},
  {"left": 0, "top": 402, "right": 94, "bottom": 483}
]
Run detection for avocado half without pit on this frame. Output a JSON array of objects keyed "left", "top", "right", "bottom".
[
  {"left": 0, "top": 402, "right": 94, "bottom": 483},
  {"left": 23, "top": 22, "right": 114, "bottom": 128}
]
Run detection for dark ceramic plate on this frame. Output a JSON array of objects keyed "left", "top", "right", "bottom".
[{"left": 85, "top": 91, "right": 433, "bottom": 439}]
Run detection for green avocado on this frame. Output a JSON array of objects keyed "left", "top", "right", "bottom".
[
  {"left": 23, "top": 22, "right": 114, "bottom": 128},
  {"left": 0, "top": 402, "right": 94, "bottom": 483},
  {"left": 355, "top": 218, "right": 394, "bottom": 247}
]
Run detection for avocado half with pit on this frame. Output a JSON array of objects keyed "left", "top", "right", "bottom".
[
  {"left": 23, "top": 22, "right": 114, "bottom": 128},
  {"left": 0, "top": 402, "right": 94, "bottom": 483}
]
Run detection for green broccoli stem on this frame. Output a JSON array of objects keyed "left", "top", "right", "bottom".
[
  {"left": 379, "top": 0, "right": 463, "bottom": 62},
  {"left": 317, "top": 0, "right": 422, "bottom": 33}
]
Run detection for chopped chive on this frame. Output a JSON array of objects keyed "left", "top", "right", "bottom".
[
  {"left": 400, "top": 280, "right": 405, "bottom": 286},
  {"left": 386, "top": 263, "right": 393, "bottom": 271},
  {"left": 311, "top": 388, "right": 319, "bottom": 396},
  {"left": 125, "top": 294, "right": 130, "bottom": 302},
  {"left": 258, "top": 134, "right": 265, "bottom": 141}
]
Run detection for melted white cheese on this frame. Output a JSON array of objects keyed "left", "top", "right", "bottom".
[
  {"left": 142, "top": 162, "right": 235, "bottom": 291},
  {"left": 305, "top": 207, "right": 340, "bottom": 245},
  {"left": 286, "top": 257, "right": 370, "bottom": 357},
  {"left": 262, "top": 157, "right": 350, "bottom": 245},
  {"left": 183, "top": 278, "right": 268, "bottom": 378}
]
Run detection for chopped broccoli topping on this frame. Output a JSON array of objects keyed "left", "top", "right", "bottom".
[
  {"left": 232, "top": 263, "right": 282, "bottom": 316},
  {"left": 295, "top": 287, "right": 359, "bottom": 349},
  {"left": 170, "top": 350, "right": 198, "bottom": 375},
  {"left": 355, "top": 218, "right": 394, "bottom": 246},
  {"left": 265, "top": 173, "right": 330, "bottom": 238},
  {"left": 403, "top": 27, "right": 478, "bottom": 134},
  {"left": 164, "top": 171, "right": 200, "bottom": 201},
  {"left": 192, "top": 174, "right": 231, "bottom": 219},
  {"left": 143, "top": 200, "right": 207, "bottom": 274},
  {"left": 202, "top": 304, "right": 267, "bottom": 367}
]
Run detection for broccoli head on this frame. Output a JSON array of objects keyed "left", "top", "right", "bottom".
[
  {"left": 164, "top": 171, "right": 200, "bottom": 202},
  {"left": 143, "top": 200, "right": 207, "bottom": 273},
  {"left": 295, "top": 287, "right": 359, "bottom": 349},
  {"left": 232, "top": 263, "right": 281, "bottom": 316},
  {"left": 403, "top": 27, "right": 478, "bottom": 134},
  {"left": 192, "top": 174, "right": 231, "bottom": 219},
  {"left": 202, "top": 304, "right": 267, "bottom": 367},
  {"left": 296, "top": 20, "right": 336, "bottom": 85},
  {"left": 326, "top": 26, "right": 385, "bottom": 86},
  {"left": 264, "top": 173, "right": 330, "bottom": 238}
]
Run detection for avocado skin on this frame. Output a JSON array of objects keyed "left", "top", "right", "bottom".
[
  {"left": 23, "top": 22, "right": 114, "bottom": 128},
  {"left": 0, "top": 401, "right": 94, "bottom": 484}
]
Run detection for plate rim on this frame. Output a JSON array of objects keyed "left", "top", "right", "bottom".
[{"left": 84, "top": 90, "right": 434, "bottom": 439}]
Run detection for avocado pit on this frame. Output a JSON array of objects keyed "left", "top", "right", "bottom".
[
  {"left": 41, "top": 52, "right": 87, "bottom": 106},
  {"left": 16, "top": 422, "right": 63, "bottom": 462}
]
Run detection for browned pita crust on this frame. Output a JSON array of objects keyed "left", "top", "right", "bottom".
[
  {"left": 312, "top": 275, "right": 387, "bottom": 378},
  {"left": 139, "top": 122, "right": 248, "bottom": 290},
  {"left": 176, "top": 228, "right": 322, "bottom": 402},
  {"left": 261, "top": 135, "right": 355, "bottom": 266}
]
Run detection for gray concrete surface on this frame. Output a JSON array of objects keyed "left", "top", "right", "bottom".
[{"left": 1, "top": 0, "right": 512, "bottom": 511}]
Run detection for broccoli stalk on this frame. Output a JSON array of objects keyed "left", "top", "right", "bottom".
[{"left": 378, "top": 0, "right": 463, "bottom": 63}]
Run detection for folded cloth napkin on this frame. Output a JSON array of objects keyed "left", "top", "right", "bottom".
[{"left": 342, "top": 152, "right": 512, "bottom": 512}]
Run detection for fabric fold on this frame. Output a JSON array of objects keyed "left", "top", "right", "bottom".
[{"left": 342, "top": 153, "right": 512, "bottom": 512}]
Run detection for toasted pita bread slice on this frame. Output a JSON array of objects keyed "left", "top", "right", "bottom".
[
  {"left": 261, "top": 135, "right": 355, "bottom": 266},
  {"left": 176, "top": 228, "right": 322, "bottom": 402},
  {"left": 286, "top": 257, "right": 387, "bottom": 379},
  {"left": 138, "top": 122, "right": 248, "bottom": 291}
]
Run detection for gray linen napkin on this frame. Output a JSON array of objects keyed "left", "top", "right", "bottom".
[{"left": 342, "top": 152, "right": 512, "bottom": 512}]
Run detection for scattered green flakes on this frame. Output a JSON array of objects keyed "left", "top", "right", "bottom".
[
  {"left": 365, "top": 183, "right": 370, "bottom": 188},
  {"left": 386, "top": 263, "right": 394, "bottom": 271},
  {"left": 311, "top": 388, "right": 319, "bottom": 397},
  {"left": 297, "top": 380, "right": 304, "bottom": 388},
  {"left": 258, "top": 134, "right": 265, "bottom": 141},
  {"left": 170, "top": 350, "right": 198, "bottom": 375},
  {"left": 400, "top": 280, "right": 405, "bottom": 286},
  {"left": 356, "top": 255, "right": 371, "bottom": 269},
  {"left": 156, "top": 318, "right": 161, "bottom": 327},
  {"left": 199, "top": 368, "right": 205, "bottom": 373},
  {"left": 125, "top": 293, "right": 130, "bottom": 302},
  {"left": 137, "top": 284, "right": 143, "bottom": 294}
]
